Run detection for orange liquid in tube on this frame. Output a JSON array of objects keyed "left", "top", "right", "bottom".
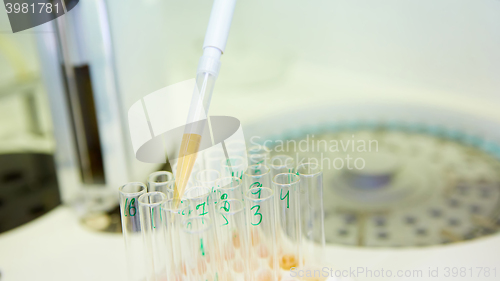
[{"left": 173, "top": 133, "right": 202, "bottom": 206}]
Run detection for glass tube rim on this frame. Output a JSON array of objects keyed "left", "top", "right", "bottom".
[
  {"left": 296, "top": 163, "right": 323, "bottom": 177},
  {"left": 244, "top": 164, "right": 270, "bottom": 177},
  {"left": 119, "top": 182, "right": 147, "bottom": 196},
  {"left": 217, "top": 176, "right": 242, "bottom": 191},
  {"left": 184, "top": 185, "right": 211, "bottom": 200},
  {"left": 217, "top": 198, "right": 245, "bottom": 215},
  {"left": 138, "top": 191, "right": 168, "bottom": 207},
  {"left": 195, "top": 169, "right": 221, "bottom": 182},
  {"left": 245, "top": 187, "right": 274, "bottom": 202},
  {"left": 148, "top": 171, "right": 174, "bottom": 184},
  {"left": 165, "top": 181, "right": 175, "bottom": 192},
  {"left": 269, "top": 154, "right": 294, "bottom": 168},
  {"left": 272, "top": 173, "right": 300, "bottom": 186},
  {"left": 182, "top": 216, "right": 213, "bottom": 234},
  {"left": 162, "top": 198, "right": 190, "bottom": 214}
]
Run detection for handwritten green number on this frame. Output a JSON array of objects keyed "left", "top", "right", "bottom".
[
  {"left": 250, "top": 185, "right": 262, "bottom": 198},
  {"left": 200, "top": 238, "right": 205, "bottom": 256},
  {"left": 250, "top": 182, "right": 262, "bottom": 188},
  {"left": 220, "top": 193, "right": 230, "bottom": 211},
  {"left": 255, "top": 161, "right": 264, "bottom": 173},
  {"left": 123, "top": 198, "right": 128, "bottom": 216},
  {"left": 280, "top": 189, "right": 289, "bottom": 208},
  {"left": 124, "top": 198, "right": 136, "bottom": 216},
  {"left": 231, "top": 171, "right": 243, "bottom": 179},
  {"left": 219, "top": 193, "right": 230, "bottom": 225},
  {"left": 123, "top": 198, "right": 136, "bottom": 217},
  {"left": 250, "top": 205, "right": 262, "bottom": 226},
  {"left": 220, "top": 207, "right": 229, "bottom": 226},
  {"left": 196, "top": 202, "right": 208, "bottom": 216}
]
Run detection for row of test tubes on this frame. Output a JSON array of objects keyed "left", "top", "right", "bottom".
[{"left": 119, "top": 145, "right": 325, "bottom": 281}]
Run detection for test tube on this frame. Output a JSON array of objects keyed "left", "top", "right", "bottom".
[
  {"left": 245, "top": 187, "right": 279, "bottom": 281},
  {"left": 186, "top": 181, "right": 224, "bottom": 279},
  {"left": 196, "top": 169, "right": 221, "bottom": 191},
  {"left": 248, "top": 145, "right": 271, "bottom": 166},
  {"left": 243, "top": 164, "right": 271, "bottom": 194},
  {"left": 184, "top": 186, "right": 213, "bottom": 218},
  {"left": 119, "top": 182, "right": 147, "bottom": 281},
  {"left": 296, "top": 163, "right": 325, "bottom": 264},
  {"left": 272, "top": 173, "right": 303, "bottom": 274},
  {"left": 180, "top": 216, "right": 218, "bottom": 281},
  {"left": 147, "top": 171, "right": 174, "bottom": 198},
  {"left": 216, "top": 199, "right": 250, "bottom": 281},
  {"left": 172, "top": 159, "right": 202, "bottom": 187},
  {"left": 269, "top": 155, "right": 295, "bottom": 180},
  {"left": 220, "top": 156, "right": 246, "bottom": 178},
  {"left": 162, "top": 199, "right": 191, "bottom": 281},
  {"left": 225, "top": 140, "right": 248, "bottom": 159},
  {"left": 138, "top": 192, "right": 169, "bottom": 281},
  {"left": 164, "top": 180, "right": 194, "bottom": 197},
  {"left": 216, "top": 177, "right": 244, "bottom": 205},
  {"left": 196, "top": 169, "right": 221, "bottom": 205}
]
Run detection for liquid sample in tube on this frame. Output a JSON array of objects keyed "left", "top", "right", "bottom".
[{"left": 174, "top": 133, "right": 202, "bottom": 205}]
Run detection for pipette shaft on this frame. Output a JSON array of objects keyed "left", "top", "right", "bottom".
[{"left": 174, "top": 0, "right": 237, "bottom": 205}]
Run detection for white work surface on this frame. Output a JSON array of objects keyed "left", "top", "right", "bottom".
[
  {"left": 1, "top": 206, "right": 499, "bottom": 281},
  {"left": 0, "top": 207, "right": 126, "bottom": 281}
]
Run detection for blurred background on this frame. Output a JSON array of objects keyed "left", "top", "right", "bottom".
[{"left": 0, "top": 0, "right": 499, "bottom": 280}]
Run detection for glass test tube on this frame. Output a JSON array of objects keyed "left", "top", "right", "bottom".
[
  {"left": 269, "top": 155, "right": 295, "bottom": 180},
  {"left": 243, "top": 164, "right": 271, "bottom": 195},
  {"left": 172, "top": 159, "right": 202, "bottom": 187},
  {"left": 147, "top": 171, "right": 174, "bottom": 198},
  {"left": 216, "top": 176, "right": 244, "bottom": 206},
  {"left": 296, "top": 163, "right": 325, "bottom": 264},
  {"left": 196, "top": 169, "right": 221, "bottom": 204},
  {"left": 196, "top": 169, "right": 221, "bottom": 190},
  {"left": 245, "top": 187, "right": 279, "bottom": 281},
  {"left": 119, "top": 182, "right": 147, "bottom": 281},
  {"left": 216, "top": 177, "right": 244, "bottom": 230},
  {"left": 138, "top": 192, "right": 169, "bottom": 281},
  {"left": 272, "top": 173, "right": 303, "bottom": 274},
  {"left": 216, "top": 199, "right": 250, "bottom": 281},
  {"left": 163, "top": 199, "right": 191, "bottom": 281},
  {"left": 248, "top": 145, "right": 271, "bottom": 166},
  {"left": 225, "top": 140, "right": 247, "bottom": 159},
  {"left": 181, "top": 216, "right": 218, "bottom": 281},
  {"left": 165, "top": 180, "right": 194, "bottom": 197},
  {"left": 221, "top": 156, "right": 246, "bottom": 178}
]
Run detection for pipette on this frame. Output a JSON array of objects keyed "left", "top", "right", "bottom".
[{"left": 173, "top": 0, "right": 237, "bottom": 205}]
